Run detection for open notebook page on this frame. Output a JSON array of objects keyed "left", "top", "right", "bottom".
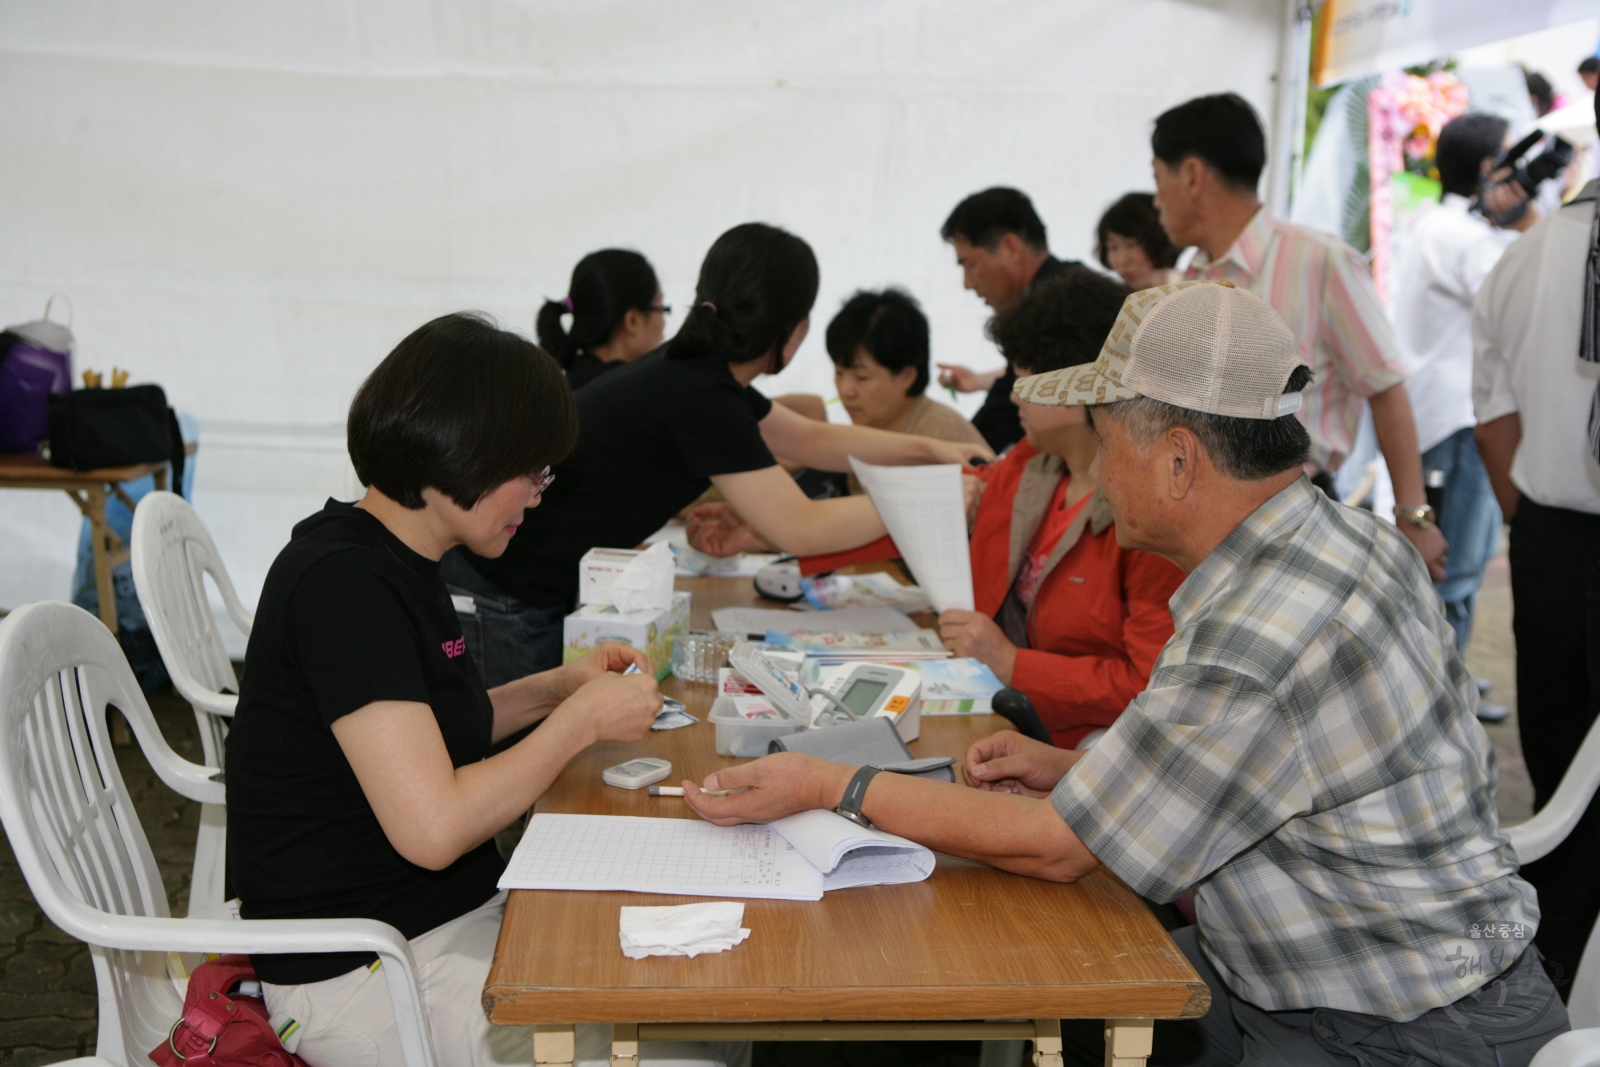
[
  {"left": 500, "top": 814, "right": 824, "bottom": 900},
  {"left": 848, "top": 459, "right": 974, "bottom": 612}
]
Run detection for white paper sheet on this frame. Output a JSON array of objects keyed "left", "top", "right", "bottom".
[
  {"left": 847, "top": 460, "right": 975, "bottom": 612},
  {"left": 710, "top": 606, "right": 918, "bottom": 636},
  {"left": 767, "top": 809, "right": 935, "bottom": 891}
]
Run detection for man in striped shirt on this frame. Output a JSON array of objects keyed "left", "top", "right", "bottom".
[{"left": 1152, "top": 93, "right": 1450, "bottom": 583}]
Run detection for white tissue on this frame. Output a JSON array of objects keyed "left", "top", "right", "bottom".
[
  {"left": 605, "top": 541, "right": 676, "bottom": 614},
  {"left": 618, "top": 901, "right": 751, "bottom": 959}
]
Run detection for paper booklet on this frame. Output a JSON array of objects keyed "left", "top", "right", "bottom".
[
  {"left": 848, "top": 458, "right": 975, "bottom": 612},
  {"left": 499, "top": 812, "right": 934, "bottom": 901}
]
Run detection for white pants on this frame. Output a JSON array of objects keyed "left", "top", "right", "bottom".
[{"left": 263, "top": 892, "right": 750, "bottom": 1067}]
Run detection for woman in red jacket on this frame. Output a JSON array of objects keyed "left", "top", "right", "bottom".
[{"left": 939, "top": 273, "right": 1185, "bottom": 748}]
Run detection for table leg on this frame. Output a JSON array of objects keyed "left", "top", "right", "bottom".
[
  {"left": 533, "top": 1024, "right": 576, "bottom": 1067},
  {"left": 1103, "top": 1018, "right": 1154, "bottom": 1067},
  {"left": 1033, "top": 1019, "right": 1062, "bottom": 1067},
  {"left": 611, "top": 1022, "right": 639, "bottom": 1066},
  {"left": 83, "top": 486, "right": 118, "bottom": 635}
]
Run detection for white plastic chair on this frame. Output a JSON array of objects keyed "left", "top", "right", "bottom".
[
  {"left": 1533, "top": 1029, "right": 1600, "bottom": 1067},
  {"left": 0, "top": 601, "right": 437, "bottom": 1067},
  {"left": 130, "top": 491, "right": 253, "bottom": 915}
]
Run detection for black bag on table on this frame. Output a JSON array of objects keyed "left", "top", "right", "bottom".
[{"left": 45, "top": 384, "right": 186, "bottom": 489}]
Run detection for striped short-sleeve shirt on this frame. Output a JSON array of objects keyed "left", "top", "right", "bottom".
[
  {"left": 1051, "top": 477, "right": 1537, "bottom": 1021},
  {"left": 1186, "top": 209, "right": 1407, "bottom": 472}
]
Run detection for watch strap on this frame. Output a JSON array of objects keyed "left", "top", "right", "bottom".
[{"left": 835, "top": 765, "right": 883, "bottom": 827}]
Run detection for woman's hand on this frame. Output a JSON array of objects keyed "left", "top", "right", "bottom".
[
  {"left": 681, "top": 753, "right": 851, "bottom": 826},
  {"left": 962, "top": 474, "right": 985, "bottom": 530},
  {"left": 685, "top": 502, "right": 775, "bottom": 557},
  {"left": 964, "top": 730, "right": 1081, "bottom": 797},
  {"left": 548, "top": 670, "right": 661, "bottom": 747},
  {"left": 938, "top": 609, "right": 1017, "bottom": 683},
  {"left": 936, "top": 363, "right": 998, "bottom": 394},
  {"left": 925, "top": 438, "right": 995, "bottom": 467},
  {"left": 549, "top": 642, "right": 652, "bottom": 699}
]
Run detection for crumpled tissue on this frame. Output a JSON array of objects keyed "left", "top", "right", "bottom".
[
  {"left": 618, "top": 901, "right": 751, "bottom": 959},
  {"left": 605, "top": 541, "right": 676, "bottom": 614}
]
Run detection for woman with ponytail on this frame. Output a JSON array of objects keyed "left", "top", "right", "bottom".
[
  {"left": 536, "top": 249, "right": 667, "bottom": 390},
  {"left": 441, "top": 223, "right": 993, "bottom": 686}
]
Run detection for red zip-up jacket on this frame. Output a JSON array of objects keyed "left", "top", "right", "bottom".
[{"left": 970, "top": 440, "right": 1185, "bottom": 748}]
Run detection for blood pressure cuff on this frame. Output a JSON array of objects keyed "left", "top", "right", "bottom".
[{"left": 767, "top": 717, "right": 956, "bottom": 782}]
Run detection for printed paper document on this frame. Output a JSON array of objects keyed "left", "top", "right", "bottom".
[{"left": 848, "top": 459, "right": 974, "bottom": 612}]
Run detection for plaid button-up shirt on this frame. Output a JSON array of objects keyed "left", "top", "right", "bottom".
[
  {"left": 1051, "top": 477, "right": 1537, "bottom": 1021},
  {"left": 1187, "top": 209, "right": 1406, "bottom": 473}
]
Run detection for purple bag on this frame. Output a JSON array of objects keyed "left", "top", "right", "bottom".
[{"left": 0, "top": 296, "right": 74, "bottom": 454}]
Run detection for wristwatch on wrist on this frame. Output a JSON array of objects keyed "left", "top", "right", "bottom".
[
  {"left": 1393, "top": 503, "right": 1437, "bottom": 529},
  {"left": 834, "top": 766, "right": 884, "bottom": 829}
]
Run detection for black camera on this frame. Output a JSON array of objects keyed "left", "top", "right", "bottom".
[{"left": 1477, "top": 129, "right": 1575, "bottom": 226}]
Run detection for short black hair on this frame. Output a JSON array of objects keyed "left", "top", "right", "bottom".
[
  {"left": 670, "top": 222, "right": 819, "bottom": 374},
  {"left": 1095, "top": 365, "right": 1314, "bottom": 480},
  {"left": 1436, "top": 113, "right": 1508, "bottom": 198},
  {"left": 826, "top": 289, "right": 931, "bottom": 397},
  {"left": 987, "top": 273, "right": 1133, "bottom": 377},
  {"left": 349, "top": 312, "right": 577, "bottom": 510},
  {"left": 1580, "top": 57, "right": 1600, "bottom": 76},
  {"left": 1151, "top": 93, "right": 1267, "bottom": 191},
  {"left": 1095, "top": 193, "right": 1182, "bottom": 271},
  {"left": 940, "top": 188, "right": 1048, "bottom": 252}
]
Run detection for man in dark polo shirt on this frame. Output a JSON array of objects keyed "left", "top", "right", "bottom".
[{"left": 937, "top": 187, "right": 1090, "bottom": 451}]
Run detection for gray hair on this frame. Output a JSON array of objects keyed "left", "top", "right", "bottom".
[{"left": 1094, "top": 365, "right": 1314, "bottom": 481}]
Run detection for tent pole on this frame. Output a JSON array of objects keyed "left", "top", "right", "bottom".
[{"left": 1268, "top": 0, "right": 1315, "bottom": 217}]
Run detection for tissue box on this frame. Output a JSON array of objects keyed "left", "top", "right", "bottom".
[
  {"left": 562, "top": 591, "right": 690, "bottom": 679},
  {"left": 578, "top": 547, "right": 644, "bottom": 606}
]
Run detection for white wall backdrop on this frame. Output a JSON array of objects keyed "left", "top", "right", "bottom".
[{"left": 0, "top": 0, "right": 1285, "bottom": 652}]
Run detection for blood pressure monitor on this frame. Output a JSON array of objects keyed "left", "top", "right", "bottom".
[{"left": 810, "top": 663, "right": 920, "bottom": 734}]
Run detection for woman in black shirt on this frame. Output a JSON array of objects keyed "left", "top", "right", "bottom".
[
  {"left": 445, "top": 223, "right": 993, "bottom": 686},
  {"left": 537, "top": 248, "right": 667, "bottom": 391},
  {"left": 227, "top": 314, "right": 737, "bottom": 1066}
]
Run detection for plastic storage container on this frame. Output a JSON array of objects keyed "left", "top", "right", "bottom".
[{"left": 708, "top": 697, "right": 806, "bottom": 757}]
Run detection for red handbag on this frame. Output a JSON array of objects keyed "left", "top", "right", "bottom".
[{"left": 149, "top": 954, "right": 310, "bottom": 1067}]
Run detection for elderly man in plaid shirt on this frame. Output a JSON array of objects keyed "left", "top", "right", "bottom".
[{"left": 683, "top": 281, "right": 1566, "bottom": 1067}]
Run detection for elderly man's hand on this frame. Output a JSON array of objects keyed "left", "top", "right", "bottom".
[
  {"left": 964, "top": 730, "right": 1081, "bottom": 797},
  {"left": 939, "top": 609, "right": 1017, "bottom": 683},
  {"left": 681, "top": 753, "right": 852, "bottom": 826}
]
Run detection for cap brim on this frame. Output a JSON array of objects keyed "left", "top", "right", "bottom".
[{"left": 1013, "top": 365, "right": 1140, "bottom": 407}]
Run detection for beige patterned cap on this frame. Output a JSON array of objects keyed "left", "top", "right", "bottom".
[{"left": 1012, "top": 279, "right": 1306, "bottom": 420}]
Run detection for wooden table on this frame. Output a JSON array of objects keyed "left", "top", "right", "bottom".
[
  {"left": 0, "top": 451, "right": 189, "bottom": 633},
  {"left": 485, "top": 575, "right": 1208, "bottom": 1067}
]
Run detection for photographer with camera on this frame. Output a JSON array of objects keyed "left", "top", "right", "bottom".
[
  {"left": 1390, "top": 114, "right": 1538, "bottom": 723},
  {"left": 1472, "top": 91, "right": 1600, "bottom": 999}
]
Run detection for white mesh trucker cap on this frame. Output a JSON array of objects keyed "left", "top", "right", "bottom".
[{"left": 1012, "top": 279, "right": 1305, "bottom": 420}]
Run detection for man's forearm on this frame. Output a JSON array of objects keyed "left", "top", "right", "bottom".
[
  {"left": 846, "top": 769, "right": 1099, "bottom": 883},
  {"left": 1368, "top": 384, "right": 1427, "bottom": 505},
  {"left": 1474, "top": 414, "right": 1523, "bottom": 520}
]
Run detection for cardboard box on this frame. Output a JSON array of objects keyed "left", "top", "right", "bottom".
[
  {"left": 562, "top": 591, "right": 690, "bottom": 680},
  {"left": 578, "top": 547, "right": 644, "bottom": 606}
]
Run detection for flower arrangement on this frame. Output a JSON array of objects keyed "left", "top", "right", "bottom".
[{"left": 1365, "top": 69, "right": 1468, "bottom": 301}]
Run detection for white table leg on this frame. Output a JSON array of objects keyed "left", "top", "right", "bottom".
[
  {"left": 1033, "top": 1018, "right": 1062, "bottom": 1067},
  {"left": 1103, "top": 1018, "right": 1154, "bottom": 1067},
  {"left": 534, "top": 1024, "right": 576, "bottom": 1067},
  {"left": 612, "top": 1022, "right": 639, "bottom": 1066}
]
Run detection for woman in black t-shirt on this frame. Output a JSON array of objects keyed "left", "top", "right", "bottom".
[
  {"left": 536, "top": 248, "right": 667, "bottom": 391},
  {"left": 227, "top": 314, "right": 739, "bottom": 1067},
  {"left": 445, "top": 223, "right": 993, "bottom": 686}
]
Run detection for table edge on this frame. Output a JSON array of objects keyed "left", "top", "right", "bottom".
[{"left": 483, "top": 980, "right": 1211, "bottom": 1025}]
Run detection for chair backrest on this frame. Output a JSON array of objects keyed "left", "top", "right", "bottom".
[
  {"left": 131, "top": 491, "right": 253, "bottom": 764},
  {"left": 0, "top": 601, "right": 203, "bottom": 1061}
]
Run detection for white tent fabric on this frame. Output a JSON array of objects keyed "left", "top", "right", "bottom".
[{"left": 1, "top": 1, "right": 1285, "bottom": 655}]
